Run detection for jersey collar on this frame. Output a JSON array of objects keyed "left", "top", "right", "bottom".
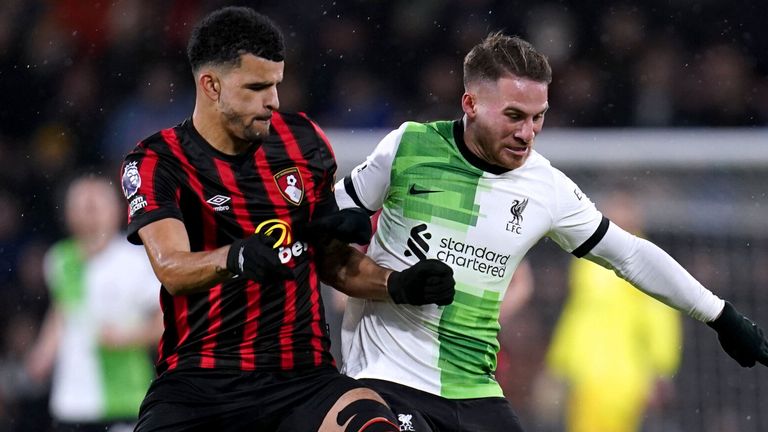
[
  {"left": 183, "top": 118, "right": 260, "bottom": 163},
  {"left": 452, "top": 119, "right": 511, "bottom": 175}
]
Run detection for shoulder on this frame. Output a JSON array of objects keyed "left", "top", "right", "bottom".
[
  {"left": 138, "top": 120, "right": 190, "bottom": 152},
  {"left": 123, "top": 122, "right": 192, "bottom": 164},
  {"left": 520, "top": 151, "right": 563, "bottom": 182},
  {"left": 123, "top": 124, "right": 187, "bottom": 164},
  {"left": 401, "top": 120, "right": 448, "bottom": 135},
  {"left": 272, "top": 111, "right": 325, "bottom": 138},
  {"left": 513, "top": 151, "right": 583, "bottom": 206},
  {"left": 268, "top": 112, "right": 338, "bottom": 176},
  {"left": 424, "top": 119, "right": 456, "bottom": 133},
  {"left": 270, "top": 111, "right": 330, "bottom": 150},
  {"left": 524, "top": 150, "right": 552, "bottom": 169},
  {"left": 43, "top": 238, "right": 80, "bottom": 283},
  {"left": 526, "top": 152, "right": 595, "bottom": 214},
  {"left": 45, "top": 238, "right": 79, "bottom": 263},
  {"left": 393, "top": 119, "right": 454, "bottom": 145},
  {"left": 274, "top": 111, "right": 313, "bottom": 128}
]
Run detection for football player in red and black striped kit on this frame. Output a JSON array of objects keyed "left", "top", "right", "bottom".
[{"left": 120, "top": 7, "right": 455, "bottom": 432}]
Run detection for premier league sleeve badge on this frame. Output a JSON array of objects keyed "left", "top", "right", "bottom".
[{"left": 122, "top": 161, "right": 142, "bottom": 200}]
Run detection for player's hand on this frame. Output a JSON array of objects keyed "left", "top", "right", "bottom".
[
  {"left": 387, "top": 259, "right": 455, "bottom": 306},
  {"left": 707, "top": 301, "right": 768, "bottom": 367},
  {"left": 299, "top": 208, "right": 372, "bottom": 245},
  {"left": 226, "top": 233, "right": 294, "bottom": 283}
]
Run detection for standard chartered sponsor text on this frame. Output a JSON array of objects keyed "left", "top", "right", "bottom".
[{"left": 436, "top": 237, "right": 509, "bottom": 277}]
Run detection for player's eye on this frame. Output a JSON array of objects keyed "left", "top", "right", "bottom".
[{"left": 246, "top": 84, "right": 270, "bottom": 91}]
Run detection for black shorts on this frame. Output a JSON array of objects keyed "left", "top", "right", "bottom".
[
  {"left": 361, "top": 379, "right": 525, "bottom": 432},
  {"left": 136, "top": 365, "right": 365, "bottom": 431}
]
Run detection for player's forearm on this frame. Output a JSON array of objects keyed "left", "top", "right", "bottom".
[
  {"left": 336, "top": 252, "right": 392, "bottom": 300},
  {"left": 624, "top": 238, "right": 724, "bottom": 321},
  {"left": 138, "top": 219, "right": 233, "bottom": 295},
  {"left": 145, "top": 244, "right": 232, "bottom": 295},
  {"left": 318, "top": 242, "right": 391, "bottom": 300}
]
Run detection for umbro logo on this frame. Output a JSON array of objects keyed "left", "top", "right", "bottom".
[
  {"left": 207, "top": 195, "right": 231, "bottom": 211},
  {"left": 408, "top": 184, "right": 442, "bottom": 195},
  {"left": 207, "top": 195, "right": 231, "bottom": 206}
]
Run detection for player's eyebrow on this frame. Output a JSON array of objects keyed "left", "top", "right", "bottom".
[
  {"left": 244, "top": 79, "right": 280, "bottom": 90},
  {"left": 503, "top": 104, "right": 549, "bottom": 117}
]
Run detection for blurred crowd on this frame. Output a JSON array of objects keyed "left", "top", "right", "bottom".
[{"left": 0, "top": 0, "right": 766, "bottom": 430}]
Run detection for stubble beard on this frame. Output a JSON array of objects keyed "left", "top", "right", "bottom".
[
  {"left": 243, "top": 121, "right": 268, "bottom": 142},
  {"left": 221, "top": 106, "right": 268, "bottom": 143}
]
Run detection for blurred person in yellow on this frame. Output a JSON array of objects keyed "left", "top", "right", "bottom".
[
  {"left": 546, "top": 189, "right": 682, "bottom": 432},
  {"left": 25, "top": 175, "right": 162, "bottom": 432}
]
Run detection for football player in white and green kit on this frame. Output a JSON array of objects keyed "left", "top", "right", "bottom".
[
  {"left": 26, "top": 176, "right": 162, "bottom": 431},
  {"left": 334, "top": 33, "right": 768, "bottom": 431}
]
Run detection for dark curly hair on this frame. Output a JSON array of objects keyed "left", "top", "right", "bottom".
[
  {"left": 463, "top": 32, "right": 552, "bottom": 87},
  {"left": 187, "top": 6, "right": 285, "bottom": 72}
]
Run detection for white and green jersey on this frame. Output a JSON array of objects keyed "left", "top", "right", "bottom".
[
  {"left": 335, "top": 120, "right": 605, "bottom": 399},
  {"left": 44, "top": 237, "right": 159, "bottom": 422}
]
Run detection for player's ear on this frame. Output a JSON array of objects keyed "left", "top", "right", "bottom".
[
  {"left": 199, "top": 71, "right": 221, "bottom": 102},
  {"left": 461, "top": 92, "right": 477, "bottom": 118}
]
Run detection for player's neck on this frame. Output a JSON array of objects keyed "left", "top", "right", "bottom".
[
  {"left": 192, "top": 109, "right": 250, "bottom": 155},
  {"left": 462, "top": 116, "right": 491, "bottom": 163}
]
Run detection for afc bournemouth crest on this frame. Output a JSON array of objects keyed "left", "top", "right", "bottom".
[{"left": 274, "top": 167, "right": 304, "bottom": 205}]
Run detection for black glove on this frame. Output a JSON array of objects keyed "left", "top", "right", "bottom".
[
  {"left": 226, "top": 233, "right": 294, "bottom": 283},
  {"left": 299, "top": 208, "right": 372, "bottom": 245},
  {"left": 707, "top": 301, "right": 768, "bottom": 367},
  {"left": 387, "top": 259, "right": 455, "bottom": 306}
]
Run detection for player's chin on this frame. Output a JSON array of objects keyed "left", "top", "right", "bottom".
[
  {"left": 244, "top": 123, "right": 270, "bottom": 140},
  {"left": 498, "top": 152, "right": 527, "bottom": 170}
]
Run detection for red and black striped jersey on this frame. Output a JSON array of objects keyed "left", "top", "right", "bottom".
[{"left": 120, "top": 112, "right": 338, "bottom": 375}]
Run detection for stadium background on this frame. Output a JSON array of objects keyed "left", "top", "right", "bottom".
[{"left": 0, "top": 0, "right": 765, "bottom": 430}]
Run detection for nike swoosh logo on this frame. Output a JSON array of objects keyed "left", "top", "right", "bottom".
[{"left": 409, "top": 184, "right": 442, "bottom": 195}]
